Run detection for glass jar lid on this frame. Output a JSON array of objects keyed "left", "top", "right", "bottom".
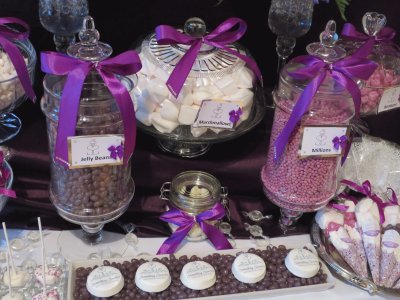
[
  {"left": 140, "top": 17, "right": 247, "bottom": 79},
  {"left": 168, "top": 171, "right": 221, "bottom": 215}
]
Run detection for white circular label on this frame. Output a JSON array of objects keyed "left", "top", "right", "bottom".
[
  {"left": 86, "top": 266, "right": 124, "bottom": 297},
  {"left": 285, "top": 248, "right": 319, "bottom": 278},
  {"left": 135, "top": 261, "right": 171, "bottom": 293},
  {"left": 180, "top": 261, "right": 216, "bottom": 290},
  {"left": 234, "top": 253, "right": 265, "bottom": 274}
]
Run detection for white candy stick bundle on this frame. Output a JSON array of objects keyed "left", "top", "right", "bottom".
[
  {"left": 6, "top": 252, "right": 12, "bottom": 297},
  {"left": 2, "top": 222, "right": 16, "bottom": 274},
  {"left": 38, "top": 217, "right": 47, "bottom": 298},
  {"left": 380, "top": 204, "right": 400, "bottom": 287},
  {"left": 315, "top": 207, "right": 364, "bottom": 276},
  {"left": 355, "top": 198, "right": 382, "bottom": 283}
]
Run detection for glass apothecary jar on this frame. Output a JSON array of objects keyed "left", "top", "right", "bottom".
[
  {"left": 160, "top": 171, "right": 228, "bottom": 241},
  {"left": 261, "top": 21, "right": 372, "bottom": 228},
  {"left": 341, "top": 12, "right": 400, "bottom": 115},
  {"left": 41, "top": 17, "right": 135, "bottom": 244},
  {"left": 133, "top": 17, "right": 265, "bottom": 157}
]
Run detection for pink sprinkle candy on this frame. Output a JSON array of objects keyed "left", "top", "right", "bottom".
[
  {"left": 31, "top": 289, "right": 59, "bottom": 300},
  {"left": 368, "top": 91, "right": 380, "bottom": 102}
]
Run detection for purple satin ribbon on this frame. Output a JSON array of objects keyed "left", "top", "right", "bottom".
[
  {"left": 341, "top": 179, "right": 388, "bottom": 224},
  {"left": 0, "top": 17, "right": 35, "bottom": 101},
  {"left": 274, "top": 54, "right": 377, "bottom": 160},
  {"left": 155, "top": 17, "right": 263, "bottom": 98},
  {"left": 386, "top": 188, "right": 399, "bottom": 205},
  {"left": 0, "top": 151, "right": 15, "bottom": 198},
  {"left": 157, "top": 202, "right": 232, "bottom": 254},
  {"left": 332, "top": 135, "right": 347, "bottom": 151},
  {"left": 328, "top": 202, "right": 349, "bottom": 211},
  {"left": 108, "top": 143, "right": 124, "bottom": 160},
  {"left": 41, "top": 51, "right": 142, "bottom": 167}
]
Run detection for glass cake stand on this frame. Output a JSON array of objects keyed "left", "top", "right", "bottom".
[{"left": 137, "top": 89, "right": 266, "bottom": 158}]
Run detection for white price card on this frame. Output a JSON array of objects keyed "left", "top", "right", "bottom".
[
  {"left": 299, "top": 126, "right": 349, "bottom": 158},
  {"left": 68, "top": 135, "right": 124, "bottom": 169},
  {"left": 192, "top": 100, "right": 242, "bottom": 129},
  {"left": 377, "top": 86, "right": 400, "bottom": 113}
]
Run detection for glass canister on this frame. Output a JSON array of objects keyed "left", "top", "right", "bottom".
[
  {"left": 133, "top": 17, "right": 264, "bottom": 157},
  {"left": 160, "top": 171, "right": 228, "bottom": 241},
  {"left": 261, "top": 21, "right": 363, "bottom": 227},
  {"left": 341, "top": 12, "right": 400, "bottom": 115},
  {"left": 41, "top": 17, "right": 135, "bottom": 244}
]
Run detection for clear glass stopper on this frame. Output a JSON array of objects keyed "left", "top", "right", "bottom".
[
  {"left": 362, "top": 12, "right": 386, "bottom": 37},
  {"left": 67, "top": 16, "right": 113, "bottom": 61},
  {"left": 306, "top": 20, "right": 346, "bottom": 63},
  {"left": 184, "top": 17, "right": 207, "bottom": 38}
]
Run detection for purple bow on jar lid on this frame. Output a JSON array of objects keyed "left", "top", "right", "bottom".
[
  {"left": 157, "top": 202, "right": 232, "bottom": 254},
  {"left": 41, "top": 16, "right": 142, "bottom": 168},
  {"left": 155, "top": 17, "right": 263, "bottom": 98},
  {"left": 341, "top": 12, "right": 396, "bottom": 56},
  {"left": 0, "top": 17, "right": 36, "bottom": 101}
]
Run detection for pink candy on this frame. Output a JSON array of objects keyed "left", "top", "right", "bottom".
[
  {"left": 360, "top": 67, "right": 400, "bottom": 114},
  {"left": 31, "top": 289, "right": 59, "bottom": 300},
  {"left": 261, "top": 100, "right": 351, "bottom": 212}
]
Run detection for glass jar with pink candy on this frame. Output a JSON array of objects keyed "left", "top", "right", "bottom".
[
  {"left": 261, "top": 21, "right": 377, "bottom": 228},
  {"left": 341, "top": 12, "right": 400, "bottom": 115}
]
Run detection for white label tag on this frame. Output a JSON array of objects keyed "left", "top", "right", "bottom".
[
  {"left": 378, "top": 86, "right": 400, "bottom": 113},
  {"left": 68, "top": 135, "right": 124, "bottom": 169},
  {"left": 192, "top": 100, "right": 242, "bottom": 129},
  {"left": 299, "top": 126, "right": 348, "bottom": 158}
]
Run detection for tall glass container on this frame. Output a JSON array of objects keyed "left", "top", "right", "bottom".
[
  {"left": 41, "top": 17, "right": 135, "bottom": 244},
  {"left": 261, "top": 21, "right": 356, "bottom": 227}
]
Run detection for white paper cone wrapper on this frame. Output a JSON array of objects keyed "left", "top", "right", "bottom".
[
  {"left": 364, "top": 242, "right": 381, "bottom": 284},
  {"left": 380, "top": 251, "right": 400, "bottom": 287}
]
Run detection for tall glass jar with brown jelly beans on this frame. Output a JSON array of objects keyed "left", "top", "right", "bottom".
[{"left": 41, "top": 17, "right": 135, "bottom": 244}]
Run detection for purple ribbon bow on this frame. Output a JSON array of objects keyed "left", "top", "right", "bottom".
[
  {"left": 342, "top": 23, "right": 396, "bottom": 57},
  {"left": 108, "top": 143, "right": 124, "bottom": 160},
  {"left": 274, "top": 54, "right": 377, "bottom": 160},
  {"left": 0, "top": 151, "right": 15, "bottom": 198},
  {"left": 155, "top": 17, "right": 263, "bottom": 98},
  {"left": 332, "top": 135, "right": 347, "bottom": 151},
  {"left": 0, "top": 17, "right": 36, "bottom": 101},
  {"left": 229, "top": 107, "right": 242, "bottom": 124},
  {"left": 157, "top": 202, "right": 232, "bottom": 254},
  {"left": 41, "top": 51, "right": 142, "bottom": 167},
  {"left": 386, "top": 188, "right": 399, "bottom": 206},
  {"left": 341, "top": 179, "right": 389, "bottom": 224}
]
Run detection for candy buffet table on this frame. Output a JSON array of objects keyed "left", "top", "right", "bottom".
[{"left": 1, "top": 230, "right": 396, "bottom": 300}]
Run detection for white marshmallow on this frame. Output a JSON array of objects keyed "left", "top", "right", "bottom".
[
  {"left": 191, "top": 87, "right": 213, "bottom": 106},
  {"left": 355, "top": 198, "right": 380, "bottom": 222},
  {"left": 343, "top": 200, "right": 356, "bottom": 212},
  {"left": 160, "top": 99, "right": 180, "bottom": 122},
  {"left": 147, "top": 79, "right": 170, "bottom": 103},
  {"left": 191, "top": 126, "right": 207, "bottom": 137},
  {"left": 223, "top": 89, "right": 254, "bottom": 121},
  {"left": 383, "top": 205, "right": 400, "bottom": 227},
  {"left": 137, "top": 90, "right": 158, "bottom": 113},
  {"left": 136, "top": 109, "right": 152, "bottom": 126},
  {"left": 234, "top": 67, "right": 254, "bottom": 89},
  {"left": 168, "top": 85, "right": 193, "bottom": 105},
  {"left": 329, "top": 227, "right": 352, "bottom": 250},
  {"left": 315, "top": 208, "right": 344, "bottom": 230},
  {"left": 178, "top": 105, "right": 200, "bottom": 125},
  {"left": 151, "top": 112, "right": 179, "bottom": 133},
  {"left": 214, "top": 76, "right": 238, "bottom": 96}
]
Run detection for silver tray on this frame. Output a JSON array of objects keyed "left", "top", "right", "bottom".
[{"left": 310, "top": 220, "right": 400, "bottom": 296}]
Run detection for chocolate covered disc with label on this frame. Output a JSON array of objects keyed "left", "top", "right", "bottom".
[
  {"left": 232, "top": 253, "right": 266, "bottom": 283},
  {"left": 86, "top": 266, "right": 124, "bottom": 297},
  {"left": 285, "top": 248, "right": 320, "bottom": 278},
  {"left": 180, "top": 261, "right": 216, "bottom": 290},
  {"left": 135, "top": 261, "right": 171, "bottom": 293}
]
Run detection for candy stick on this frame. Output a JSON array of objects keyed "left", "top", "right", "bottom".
[
  {"left": 38, "top": 217, "right": 47, "bottom": 298},
  {"left": 6, "top": 252, "right": 12, "bottom": 297},
  {"left": 2, "top": 222, "right": 16, "bottom": 273}
]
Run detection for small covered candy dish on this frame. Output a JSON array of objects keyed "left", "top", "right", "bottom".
[
  {"left": 133, "top": 17, "right": 265, "bottom": 157},
  {"left": 341, "top": 12, "right": 400, "bottom": 115},
  {"left": 0, "top": 18, "right": 36, "bottom": 143}
]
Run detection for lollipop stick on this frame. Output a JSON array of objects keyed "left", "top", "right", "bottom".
[
  {"left": 6, "top": 252, "right": 12, "bottom": 297},
  {"left": 38, "top": 217, "right": 47, "bottom": 297},
  {"left": 2, "top": 222, "right": 16, "bottom": 273}
]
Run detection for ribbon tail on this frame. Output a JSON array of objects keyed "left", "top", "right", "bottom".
[
  {"left": 157, "top": 223, "right": 194, "bottom": 254},
  {"left": 54, "top": 64, "right": 92, "bottom": 167},
  {"left": 98, "top": 71, "right": 136, "bottom": 163},
  {"left": 352, "top": 38, "right": 375, "bottom": 59},
  {"left": 166, "top": 40, "right": 202, "bottom": 98},
  {"left": 0, "top": 36, "right": 35, "bottom": 101},
  {"left": 274, "top": 72, "right": 326, "bottom": 160},
  {"left": 200, "top": 221, "right": 233, "bottom": 250}
]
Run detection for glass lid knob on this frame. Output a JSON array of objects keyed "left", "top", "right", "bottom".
[
  {"left": 184, "top": 17, "right": 207, "bottom": 38},
  {"left": 362, "top": 12, "right": 386, "bottom": 37},
  {"left": 67, "top": 16, "right": 113, "bottom": 61},
  {"left": 306, "top": 20, "right": 345, "bottom": 63}
]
